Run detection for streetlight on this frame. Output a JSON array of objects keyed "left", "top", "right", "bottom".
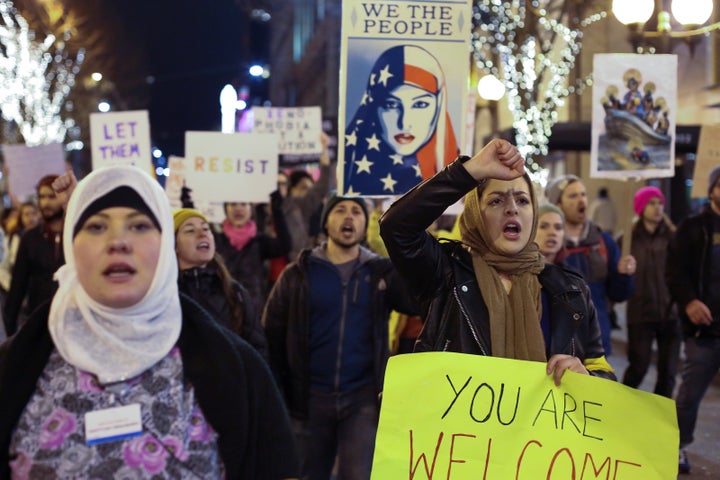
[
  {"left": 477, "top": 74, "right": 505, "bottom": 102},
  {"left": 220, "top": 84, "right": 239, "bottom": 133},
  {"left": 612, "top": 0, "right": 719, "bottom": 54},
  {"left": 474, "top": 74, "right": 505, "bottom": 139}
]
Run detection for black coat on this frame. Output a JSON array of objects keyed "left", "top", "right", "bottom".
[
  {"left": 178, "top": 265, "right": 269, "bottom": 359},
  {"left": 0, "top": 294, "right": 299, "bottom": 479},
  {"left": 3, "top": 225, "right": 64, "bottom": 336},
  {"left": 666, "top": 207, "right": 720, "bottom": 337},
  {"left": 379, "top": 157, "right": 614, "bottom": 379},
  {"left": 215, "top": 193, "right": 292, "bottom": 316}
]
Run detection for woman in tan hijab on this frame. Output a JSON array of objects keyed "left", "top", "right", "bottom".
[{"left": 379, "top": 139, "right": 615, "bottom": 385}]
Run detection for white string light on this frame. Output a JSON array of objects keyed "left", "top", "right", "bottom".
[
  {"left": 472, "top": 1, "right": 606, "bottom": 186},
  {"left": 0, "top": 0, "right": 83, "bottom": 146}
]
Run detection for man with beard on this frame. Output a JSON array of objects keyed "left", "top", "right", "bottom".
[
  {"left": 667, "top": 166, "right": 720, "bottom": 474},
  {"left": 545, "top": 175, "right": 635, "bottom": 355},
  {"left": 3, "top": 175, "right": 66, "bottom": 336},
  {"left": 263, "top": 190, "right": 415, "bottom": 480}
]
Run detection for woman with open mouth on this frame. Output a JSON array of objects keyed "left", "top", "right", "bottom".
[
  {"left": 0, "top": 166, "right": 298, "bottom": 479},
  {"left": 174, "top": 208, "right": 268, "bottom": 358},
  {"left": 535, "top": 204, "right": 568, "bottom": 265},
  {"left": 380, "top": 139, "right": 615, "bottom": 385}
]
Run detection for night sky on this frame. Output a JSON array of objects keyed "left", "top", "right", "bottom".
[{"left": 112, "top": 0, "right": 267, "bottom": 157}]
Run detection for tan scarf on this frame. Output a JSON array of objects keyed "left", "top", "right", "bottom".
[{"left": 459, "top": 177, "right": 547, "bottom": 361}]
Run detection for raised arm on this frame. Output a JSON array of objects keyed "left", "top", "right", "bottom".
[{"left": 379, "top": 139, "right": 523, "bottom": 298}]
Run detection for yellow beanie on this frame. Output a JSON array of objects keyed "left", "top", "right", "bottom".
[{"left": 173, "top": 208, "right": 209, "bottom": 233}]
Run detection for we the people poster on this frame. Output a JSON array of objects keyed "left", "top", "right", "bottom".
[{"left": 338, "top": 0, "right": 472, "bottom": 196}]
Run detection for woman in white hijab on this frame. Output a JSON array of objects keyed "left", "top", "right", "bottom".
[{"left": 0, "top": 166, "right": 299, "bottom": 479}]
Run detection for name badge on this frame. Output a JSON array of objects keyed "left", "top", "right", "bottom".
[{"left": 85, "top": 403, "right": 142, "bottom": 445}]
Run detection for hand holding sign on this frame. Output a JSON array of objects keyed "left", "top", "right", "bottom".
[{"left": 372, "top": 353, "right": 678, "bottom": 479}]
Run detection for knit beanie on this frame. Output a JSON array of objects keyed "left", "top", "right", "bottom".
[
  {"left": 709, "top": 165, "right": 720, "bottom": 197},
  {"left": 545, "top": 174, "right": 580, "bottom": 205},
  {"left": 173, "top": 208, "right": 209, "bottom": 234},
  {"left": 320, "top": 190, "right": 369, "bottom": 233},
  {"left": 633, "top": 186, "right": 665, "bottom": 216},
  {"left": 537, "top": 203, "right": 565, "bottom": 224},
  {"left": 73, "top": 186, "right": 160, "bottom": 238}
]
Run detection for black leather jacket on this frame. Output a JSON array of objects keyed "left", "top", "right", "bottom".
[{"left": 379, "top": 158, "right": 614, "bottom": 379}]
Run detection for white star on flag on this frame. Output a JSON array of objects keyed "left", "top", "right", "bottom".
[
  {"left": 370, "top": 73, "right": 376, "bottom": 86},
  {"left": 345, "top": 130, "right": 357, "bottom": 146},
  {"left": 380, "top": 173, "right": 397, "bottom": 192},
  {"left": 390, "top": 154, "right": 403, "bottom": 165},
  {"left": 355, "top": 156, "right": 374, "bottom": 174},
  {"left": 366, "top": 134, "right": 381, "bottom": 151},
  {"left": 413, "top": 164, "right": 422, "bottom": 177},
  {"left": 344, "top": 185, "right": 360, "bottom": 197},
  {"left": 360, "top": 91, "right": 370, "bottom": 105},
  {"left": 378, "top": 64, "right": 394, "bottom": 86}
]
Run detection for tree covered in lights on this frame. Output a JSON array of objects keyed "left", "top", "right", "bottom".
[
  {"left": 472, "top": 1, "right": 606, "bottom": 184},
  {"left": 0, "top": 0, "right": 84, "bottom": 146}
]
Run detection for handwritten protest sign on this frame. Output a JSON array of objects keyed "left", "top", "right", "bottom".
[
  {"left": 252, "top": 106, "right": 322, "bottom": 155},
  {"left": 165, "top": 155, "right": 225, "bottom": 223},
  {"left": 372, "top": 353, "right": 678, "bottom": 479},
  {"left": 2, "top": 143, "right": 66, "bottom": 202},
  {"left": 184, "top": 131, "right": 278, "bottom": 203},
  {"left": 89, "top": 110, "right": 153, "bottom": 172},
  {"left": 691, "top": 124, "right": 720, "bottom": 198}
]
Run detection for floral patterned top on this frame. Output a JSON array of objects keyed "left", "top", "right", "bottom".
[{"left": 9, "top": 347, "right": 225, "bottom": 479}]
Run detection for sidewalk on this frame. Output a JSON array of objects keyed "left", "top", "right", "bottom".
[{"left": 609, "top": 303, "right": 720, "bottom": 478}]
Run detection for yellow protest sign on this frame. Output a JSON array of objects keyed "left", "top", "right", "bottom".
[{"left": 372, "top": 352, "right": 678, "bottom": 479}]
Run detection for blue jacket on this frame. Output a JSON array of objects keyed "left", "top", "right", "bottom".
[
  {"left": 562, "top": 218, "right": 634, "bottom": 354},
  {"left": 262, "top": 244, "right": 416, "bottom": 419}
]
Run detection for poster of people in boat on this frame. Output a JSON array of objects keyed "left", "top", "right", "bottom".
[
  {"left": 338, "top": 0, "right": 472, "bottom": 196},
  {"left": 591, "top": 54, "right": 677, "bottom": 179}
]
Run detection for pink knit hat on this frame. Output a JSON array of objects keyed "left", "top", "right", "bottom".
[{"left": 633, "top": 186, "right": 665, "bottom": 216}]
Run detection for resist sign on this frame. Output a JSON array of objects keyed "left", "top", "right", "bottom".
[
  {"left": 184, "top": 131, "right": 278, "bottom": 203},
  {"left": 371, "top": 353, "right": 678, "bottom": 479}
]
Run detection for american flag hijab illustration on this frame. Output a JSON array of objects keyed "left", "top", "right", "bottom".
[{"left": 343, "top": 45, "right": 459, "bottom": 196}]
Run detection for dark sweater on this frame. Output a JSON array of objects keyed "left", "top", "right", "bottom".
[{"left": 0, "top": 294, "right": 299, "bottom": 479}]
